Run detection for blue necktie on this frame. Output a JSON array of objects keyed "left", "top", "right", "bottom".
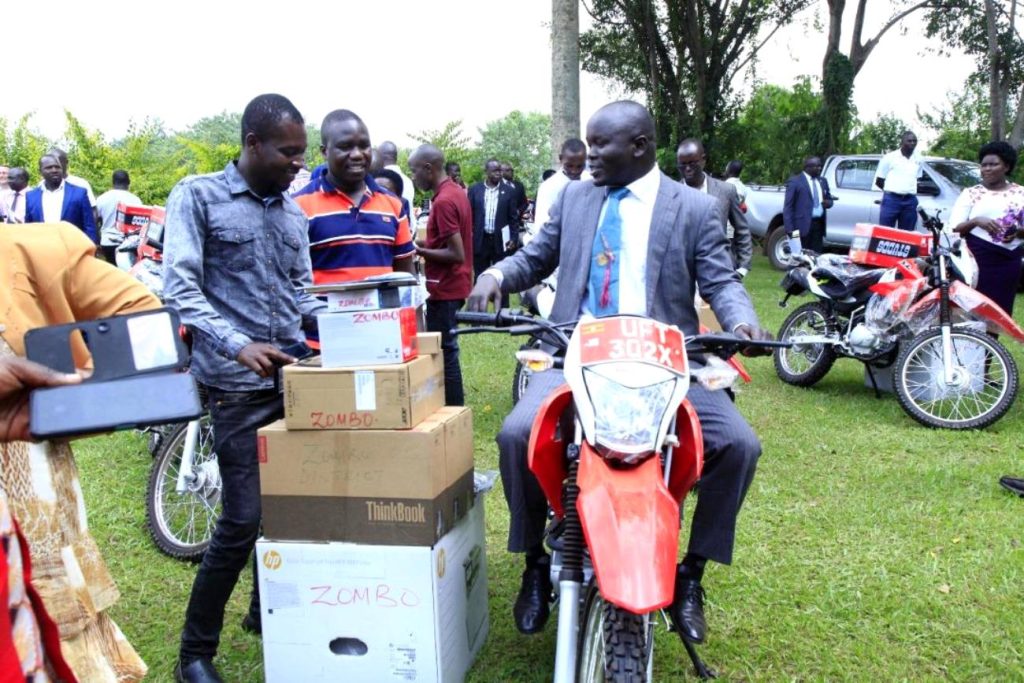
[
  {"left": 811, "top": 179, "right": 822, "bottom": 218},
  {"left": 588, "top": 187, "right": 629, "bottom": 316}
]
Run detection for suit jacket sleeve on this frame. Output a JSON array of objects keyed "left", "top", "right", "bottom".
[
  {"left": 821, "top": 178, "right": 833, "bottom": 209},
  {"left": 495, "top": 181, "right": 565, "bottom": 292},
  {"left": 782, "top": 177, "right": 797, "bottom": 234},
  {"left": 24, "top": 192, "right": 40, "bottom": 223},
  {"left": 696, "top": 200, "right": 759, "bottom": 332},
  {"left": 726, "top": 184, "right": 753, "bottom": 271},
  {"left": 79, "top": 191, "right": 98, "bottom": 243}
]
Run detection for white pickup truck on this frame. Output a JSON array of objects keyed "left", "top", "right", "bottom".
[{"left": 745, "top": 154, "right": 980, "bottom": 269}]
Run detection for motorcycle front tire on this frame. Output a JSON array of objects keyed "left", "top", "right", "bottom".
[
  {"left": 773, "top": 301, "right": 837, "bottom": 387},
  {"left": 894, "top": 326, "right": 1019, "bottom": 430},
  {"left": 146, "top": 417, "right": 220, "bottom": 561},
  {"left": 577, "top": 582, "right": 653, "bottom": 683}
]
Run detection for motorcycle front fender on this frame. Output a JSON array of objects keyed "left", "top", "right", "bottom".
[
  {"left": 527, "top": 383, "right": 573, "bottom": 518},
  {"left": 906, "top": 285, "right": 1024, "bottom": 343},
  {"left": 576, "top": 443, "right": 680, "bottom": 613}
]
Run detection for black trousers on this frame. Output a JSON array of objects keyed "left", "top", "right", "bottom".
[
  {"left": 497, "top": 370, "right": 761, "bottom": 565},
  {"left": 180, "top": 388, "right": 282, "bottom": 660},
  {"left": 425, "top": 298, "right": 465, "bottom": 406},
  {"left": 474, "top": 234, "right": 510, "bottom": 308},
  {"left": 806, "top": 217, "right": 826, "bottom": 253}
]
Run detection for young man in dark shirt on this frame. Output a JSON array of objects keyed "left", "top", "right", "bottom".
[{"left": 409, "top": 144, "right": 473, "bottom": 405}]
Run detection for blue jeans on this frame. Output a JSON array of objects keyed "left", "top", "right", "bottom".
[
  {"left": 426, "top": 299, "right": 465, "bottom": 406},
  {"left": 179, "top": 387, "right": 282, "bottom": 661},
  {"left": 879, "top": 192, "right": 918, "bottom": 231}
]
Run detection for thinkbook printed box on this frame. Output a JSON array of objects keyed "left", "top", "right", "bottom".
[
  {"left": 258, "top": 406, "right": 474, "bottom": 545},
  {"left": 257, "top": 498, "right": 488, "bottom": 682}
]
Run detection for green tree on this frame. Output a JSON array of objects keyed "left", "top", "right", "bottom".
[
  {"left": 477, "top": 111, "right": 552, "bottom": 196},
  {"left": 850, "top": 114, "right": 911, "bottom": 154},
  {"left": 0, "top": 115, "right": 53, "bottom": 179},
  {"left": 730, "top": 79, "right": 823, "bottom": 184},
  {"left": 580, "top": 0, "right": 813, "bottom": 151},
  {"left": 919, "top": 83, "right": 990, "bottom": 161},
  {"left": 926, "top": 0, "right": 1024, "bottom": 145}
]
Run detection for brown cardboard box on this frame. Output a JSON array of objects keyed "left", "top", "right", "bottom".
[
  {"left": 283, "top": 352, "right": 443, "bottom": 430},
  {"left": 417, "top": 331, "right": 442, "bottom": 356},
  {"left": 258, "top": 406, "right": 474, "bottom": 545}
]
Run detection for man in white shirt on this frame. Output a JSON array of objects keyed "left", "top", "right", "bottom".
[
  {"left": 533, "top": 138, "right": 588, "bottom": 228},
  {"left": 377, "top": 140, "right": 416, "bottom": 215},
  {"left": 874, "top": 131, "right": 923, "bottom": 231},
  {"left": 96, "top": 170, "right": 143, "bottom": 262},
  {"left": 0, "top": 168, "right": 29, "bottom": 223}
]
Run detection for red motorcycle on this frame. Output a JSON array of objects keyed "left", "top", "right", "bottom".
[{"left": 457, "top": 310, "right": 783, "bottom": 681}]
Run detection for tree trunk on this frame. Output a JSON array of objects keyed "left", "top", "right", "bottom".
[
  {"left": 551, "top": 0, "right": 581, "bottom": 166},
  {"left": 984, "top": 0, "right": 1006, "bottom": 139}
]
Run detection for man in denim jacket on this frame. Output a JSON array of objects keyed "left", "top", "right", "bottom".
[{"left": 163, "top": 93, "right": 325, "bottom": 683}]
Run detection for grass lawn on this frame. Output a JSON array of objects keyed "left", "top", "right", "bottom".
[{"left": 75, "top": 253, "right": 1024, "bottom": 681}]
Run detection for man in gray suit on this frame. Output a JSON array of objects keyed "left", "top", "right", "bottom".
[
  {"left": 468, "top": 101, "right": 771, "bottom": 645},
  {"left": 677, "top": 138, "right": 753, "bottom": 277}
]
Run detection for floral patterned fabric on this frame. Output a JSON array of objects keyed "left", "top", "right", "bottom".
[{"left": 0, "top": 337, "right": 145, "bottom": 682}]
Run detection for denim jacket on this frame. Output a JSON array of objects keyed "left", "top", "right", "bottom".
[{"left": 163, "top": 162, "right": 325, "bottom": 391}]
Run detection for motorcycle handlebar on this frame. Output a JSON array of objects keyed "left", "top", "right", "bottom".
[{"left": 455, "top": 310, "right": 503, "bottom": 327}]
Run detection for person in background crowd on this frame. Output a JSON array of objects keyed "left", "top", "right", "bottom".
[
  {"left": 95, "top": 170, "right": 143, "bottom": 263},
  {"left": 468, "top": 159, "right": 519, "bottom": 307},
  {"left": 45, "top": 147, "right": 99, "bottom": 227},
  {"left": 446, "top": 161, "right": 466, "bottom": 189},
  {"left": 468, "top": 100, "right": 772, "bottom": 645},
  {"left": 533, "top": 138, "right": 588, "bottom": 228},
  {"left": 0, "top": 165, "right": 9, "bottom": 191},
  {"left": 874, "top": 131, "right": 923, "bottom": 231},
  {"left": 501, "top": 162, "right": 529, "bottom": 217},
  {"left": 0, "top": 223, "right": 157, "bottom": 681},
  {"left": 409, "top": 144, "right": 473, "bottom": 406},
  {"left": 287, "top": 163, "right": 311, "bottom": 194},
  {"left": 0, "top": 167, "right": 29, "bottom": 223},
  {"left": 541, "top": 168, "right": 556, "bottom": 182},
  {"left": 24, "top": 155, "right": 97, "bottom": 242},
  {"left": 723, "top": 160, "right": 749, "bottom": 211},
  {"left": 783, "top": 156, "right": 833, "bottom": 253},
  {"left": 0, "top": 355, "right": 82, "bottom": 682},
  {"left": 677, "top": 139, "right": 753, "bottom": 278},
  {"left": 373, "top": 167, "right": 413, "bottom": 229},
  {"left": 377, "top": 140, "right": 416, "bottom": 214},
  {"left": 947, "top": 140, "right": 1023, "bottom": 318},
  {"left": 163, "top": 93, "right": 326, "bottom": 683}
]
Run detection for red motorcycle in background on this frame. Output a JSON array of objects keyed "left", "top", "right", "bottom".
[{"left": 457, "top": 310, "right": 784, "bottom": 681}]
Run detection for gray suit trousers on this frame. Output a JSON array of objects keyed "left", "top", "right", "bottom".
[{"left": 497, "top": 370, "right": 761, "bottom": 566}]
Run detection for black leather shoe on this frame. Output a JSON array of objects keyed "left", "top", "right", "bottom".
[
  {"left": 241, "top": 613, "right": 261, "bottom": 635},
  {"left": 669, "top": 577, "right": 707, "bottom": 644},
  {"left": 513, "top": 563, "right": 553, "bottom": 634},
  {"left": 175, "top": 657, "right": 224, "bottom": 683},
  {"left": 1000, "top": 476, "right": 1024, "bottom": 497}
]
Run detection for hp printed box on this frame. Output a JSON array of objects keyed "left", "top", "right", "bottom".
[{"left": 257, "top": 498, "right": 488, "bottom": 682}]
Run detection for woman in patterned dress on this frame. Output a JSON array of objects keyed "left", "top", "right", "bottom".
[
  {"left": 0, "top": 223, "right": 158, "bottom": 681},
  {"left": 948, "top": 140, "right": 1024, "bottom": 316}
]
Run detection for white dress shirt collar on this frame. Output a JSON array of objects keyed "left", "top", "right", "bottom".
[{"left": 620, "top": 163, "right": 661, "bottom": 206}]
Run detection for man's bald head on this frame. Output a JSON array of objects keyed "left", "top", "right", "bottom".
[
  {"left": 408, "top": 144, "right": 446, "bottom": 192},
  {"left": 676, "top": 138, "right": 707, "bottom": 188},
  {"left": 585, "top": 100, "right": 657, "bottom": 187},
  {"left": 378, "top": 140, "right": 399, "bottom": 165}
]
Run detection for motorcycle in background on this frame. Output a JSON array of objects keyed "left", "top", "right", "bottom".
[
  {"left": 774, "top": 209, "right": 1022, "bottom": 429},
  {"left": 456, "top": 309, "right": 785, "bottom": 681}
]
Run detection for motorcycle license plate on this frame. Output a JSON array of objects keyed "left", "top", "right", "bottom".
[{"left": 577, "top": 316, "right": 687, "bottom": 374}]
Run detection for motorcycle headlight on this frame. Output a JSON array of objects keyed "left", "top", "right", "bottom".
[{"left": 581, "top": 365, "right": 678, "bottom": 460}]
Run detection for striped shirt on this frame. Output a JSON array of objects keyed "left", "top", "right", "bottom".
[
  {"left": 292, "top": 173, "right": 415, "bottom": 285},
  {"left": 483, "top": 183, "right": 500, "bottom": 233}
]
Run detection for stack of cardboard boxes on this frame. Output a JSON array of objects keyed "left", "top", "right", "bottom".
[{"left": 255, "top": 287, "right": 488, "bottom": 682}]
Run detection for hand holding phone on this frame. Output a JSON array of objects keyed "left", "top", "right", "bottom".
[{"left": 237, "top": 343, "right": 297, "bottom": 378}]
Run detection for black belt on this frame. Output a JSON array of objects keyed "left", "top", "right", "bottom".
[{"left": 885, "top": 191, "right": 914, "bottom": 198}]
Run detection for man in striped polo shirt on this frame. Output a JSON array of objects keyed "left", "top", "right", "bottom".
[{"left": 293, "top": 110, "right": 416, "bottom": 346}]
